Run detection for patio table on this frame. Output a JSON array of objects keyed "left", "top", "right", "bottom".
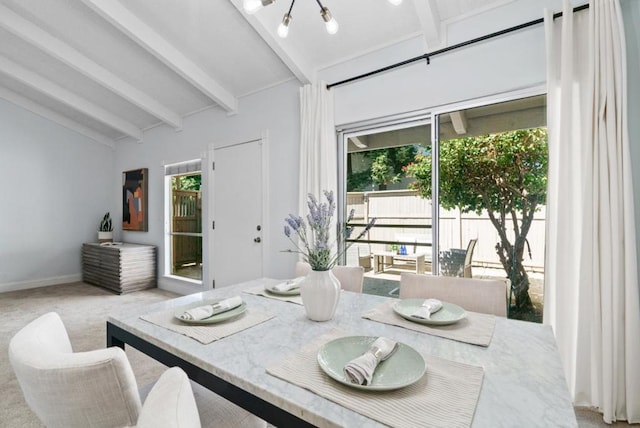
[{"left": 106, "top": 277, "right": 577, "bottom": 427}]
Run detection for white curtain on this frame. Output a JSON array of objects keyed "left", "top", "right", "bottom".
[
  {"left": 544, "top": 0, "right": 640, "bottom": 423},
  {"left": 298, "top": 81, "right": 337, "bottom": 214}
]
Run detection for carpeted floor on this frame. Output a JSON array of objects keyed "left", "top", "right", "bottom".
[{"left": 0, "top": 281, "right": 631, "bottom": 427}]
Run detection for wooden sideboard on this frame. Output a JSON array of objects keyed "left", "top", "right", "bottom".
[{"left": 82, "top": 243, "right": 156, "bottom": 294}]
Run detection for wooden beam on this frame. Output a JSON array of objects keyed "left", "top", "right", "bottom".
[
  {"left": 0, "top": 86, "right": 115, "bottom": 148},
  {"left": 411, "top": 0, "right": 442, "bottom": 49},
  {"left": 0, "top": 3, "right": 183, "bottom": 130},
  {"left": 82, "top": 0, "right": 238, "bottom": 113},
  {"left": 449, "top": 110, "right": 468, "bottom": 135},
  {"left": 0, "top": 55, "right": 143, "bottom": 141},
  {"left": 229, "top": 0, "right": 315, "bottom": 84}
]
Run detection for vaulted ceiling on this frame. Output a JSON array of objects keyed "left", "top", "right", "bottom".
[{"left": 0, "top": 0, "right": 508, "bottom": 147}]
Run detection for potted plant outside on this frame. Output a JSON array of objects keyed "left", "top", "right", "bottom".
[{"left": 98, "top": 212, "right": 113, "bottom": 243}]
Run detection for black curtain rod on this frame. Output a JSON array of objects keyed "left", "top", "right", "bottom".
[{"left": 326, "top": 3, "right": 589, "bottom": 90}]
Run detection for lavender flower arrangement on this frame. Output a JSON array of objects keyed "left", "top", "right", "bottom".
[{"left": 284, "top": 190, "right": 376, "bottom": 271}]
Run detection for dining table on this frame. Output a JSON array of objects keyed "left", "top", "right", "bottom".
[{"left": 106, "top": 277, "right": 577, "bottom": 427}]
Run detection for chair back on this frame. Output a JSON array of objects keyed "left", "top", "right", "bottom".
[
  {"left": 399, "top": 273, "right": 508, "bottom": 316},
  {"left": 295, "top": 261, "right": 364, "bottom": 293},
  {"left": 8, "top": 312, "right": 142, "bottom": 428},
  {"left": 332, "top": 265, "right": 365, "bottom": 293},
  {"left": 463, "top": 239, "right": 478, "bottom": 278}
]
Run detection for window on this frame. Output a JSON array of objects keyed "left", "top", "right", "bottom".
[
  {"left": 339, "top": 93, "right": 547, "bottom": 322},
  {"left": 165, "top": 160, "right": 202, "bottom": 281}
]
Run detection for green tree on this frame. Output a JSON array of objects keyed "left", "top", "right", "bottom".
[
  {"left": 404, "top": 128, "right": 548, "bottom": 310},
  {"left": 347, "top": 146, "right": 418, "bottom": 191},
  {"left": 370, "top": 152, "right": 398, "bottom": 190},
  {"left": 172, "top": 174, "right": 201, "bottom": 191}
]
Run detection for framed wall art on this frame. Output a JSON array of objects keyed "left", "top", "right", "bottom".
[{"left": 122, "top": 168, "right": 148, "bottom": 231}]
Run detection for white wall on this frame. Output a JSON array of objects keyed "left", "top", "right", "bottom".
[
  {"left": 113, "top": 0, "right": 590, "bottom": 294},
  {"left": 0, "top": 99, "right": 114, "bottom": 292},
  {"left": 321, "top": 0, "right": 576, "bottom": 124},
  {"left": 114, "top": 79, "right": 300, "bottom": 293}
]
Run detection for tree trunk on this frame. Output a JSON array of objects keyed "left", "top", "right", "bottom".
[{"left": 496, "top": 238, "right": 533, "bottom": 311}]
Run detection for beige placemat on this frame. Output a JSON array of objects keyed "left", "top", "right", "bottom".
[
  {"left": 267, "top": 328, "right": 484, "bottom": 428},
  {"left": 362, "top": 301, "right": 496, "bottom": 347},
  {"left": 141, "top": 306, "right": 275, "bottom": 344},
  {"left": 243, "top": 284, "right": 303, "bottom": 305}
]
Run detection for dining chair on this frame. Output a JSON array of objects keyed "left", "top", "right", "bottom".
[
  {"left": 295, "top": 261, "right": 365, "bottom": 293},
  {"left": 8, "top": 312, "right": 266, "bottom": 428},
  {"left": 399, "top": 273, "right": 508, "bottom": 316}
]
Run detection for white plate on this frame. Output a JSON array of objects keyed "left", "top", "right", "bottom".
[
  {"left": 264, "top": 283, "right": 301, "bottom": 296},
  {"left": 317, "top": 336, "right": 426, "bottom": 391},
  {"left": 174, "top": 300, "right": 247, "bottom": 325},
  {"left": 393, "top": 299, "right": 466, "bottom": 326}
]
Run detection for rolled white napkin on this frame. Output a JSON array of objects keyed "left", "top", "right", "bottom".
[
  {"left": 343, "top": 337, "right": 398, "bottom": 385},
  {"left": 271, "top": 276, "right": 304, "bottom": 292},
  {"left": 178, "top": 296, "right": 243, "bottom": 321},
  {"left": 411, "top": 298, "right": 443, "bottom": 319}
]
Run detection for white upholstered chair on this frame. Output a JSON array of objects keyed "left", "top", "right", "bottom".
[
  {"left": 8, "top": 312, "right": 265, "bottom": 428},
  {"left": 295, "top": 261, "right": 365, "bottom": 293},
  {"left": 399, "top": 273, "right": 508, "bottom": 317}
]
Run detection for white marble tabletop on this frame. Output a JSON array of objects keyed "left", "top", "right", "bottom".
[{"left": 107, "top": 277, "right": 577, "bottom": 427}]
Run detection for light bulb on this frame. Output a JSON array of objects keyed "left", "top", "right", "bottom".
[
  {"left": 277, "top": 14, "right": 291, "bottom": 38},
  {"left": 243, "top": 0, "right": 263, "bottom": 14},
  {"left": 244, "top": 0, "right": 275, "bottom": 14},
  {"left": 388, "top": 0, "right": 403, "bottom": 5},
  {"left": 321, "top": 7, "right": 339, "bottom": 35},
  {"left": 325, "top": 17, "right": 339, "bottom": 34}
]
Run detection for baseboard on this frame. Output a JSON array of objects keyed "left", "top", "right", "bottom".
[
  {"left": 0, "top": 274, "right": 82, "bottom": 293},
  {"left": 158, "top": 276, "right": 208, "bottom": 296}
]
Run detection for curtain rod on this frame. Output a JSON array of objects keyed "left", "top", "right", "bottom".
[{"left": 326, "top": 3, "right": 589, "bottom": 90}]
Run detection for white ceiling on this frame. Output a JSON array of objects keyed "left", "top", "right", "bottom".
[{"left": 0, "top": 0, "right": 510, "bottom": 146}]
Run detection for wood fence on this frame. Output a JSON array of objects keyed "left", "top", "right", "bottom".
[
  {"left": 347, "top": 190, "right": 546, "bottom": 270},
  {"left": 172, "top": 190, "right": 202, "bottom": 269}
]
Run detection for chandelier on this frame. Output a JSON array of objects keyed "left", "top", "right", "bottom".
[{"left": 242, "top": 0, "right": 403, "bottom": 38}]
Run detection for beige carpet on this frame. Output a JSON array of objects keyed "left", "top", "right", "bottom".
[{"left": 0, "top": 281, "right": 632, "bottom": 427}]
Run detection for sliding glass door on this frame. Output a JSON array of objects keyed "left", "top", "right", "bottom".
[{"left": 339, "top": 93, "right": 547, "bottom": 321}]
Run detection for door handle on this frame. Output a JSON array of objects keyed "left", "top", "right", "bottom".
[{"left": 254, "top": 237, "right": 261, "bottom": 243}]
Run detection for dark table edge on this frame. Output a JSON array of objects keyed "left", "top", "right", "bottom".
[{"left": 106, "top": 321, "right": 316, "bottom": 427}]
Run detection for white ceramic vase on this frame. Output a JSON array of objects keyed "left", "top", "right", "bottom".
[{"left": 299, "top": 269, "right": 341, "bottom": 321}]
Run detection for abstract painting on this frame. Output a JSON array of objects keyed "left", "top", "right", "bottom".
[{"left": 122, "top": 168, "right": 148, "bottom": 231}]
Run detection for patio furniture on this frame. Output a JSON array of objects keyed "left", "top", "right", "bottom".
[
  {"left": 8, "top": 312, "right": 265, "bottom": 428},
  {"left": 346, "top": 243, "right": 372, "bottom": 270},
  {"left": 399, "top": 272, "right": 508, "bottom": 317},
  {"left": 373, "top": 251, "right": 426, "bottom": 274},
  {"left": 439, "top": 238, "right": 477, "bottom": 277}
]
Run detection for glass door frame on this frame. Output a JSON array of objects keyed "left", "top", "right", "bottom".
[
  {"left": 336, "top": 85, "right": 547, "bottom": 275},
  {"left": 337, "top": 111, "right": 436, "bottom": 269}
]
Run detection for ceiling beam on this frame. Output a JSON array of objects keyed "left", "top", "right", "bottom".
[
  {"left": 0, "top": 86, "right": 115, "bottom": 148},
  {"left": 411, "top": 0, "right": 442, "bottom": 49},
  {"left": 81, "top": 0, "right": 238, "bottom": 113},
  {"left": 0, "top": 55, "right": 143, "bottom": 141},
  {"left": 0, "top": 3, "right": 183, "bottom": 130},
  {"left": 228, "top": 0, "right": 315, "bottom": 84},
  {"left": 449, "top": 110, "right": 468, "bottom": 135}
]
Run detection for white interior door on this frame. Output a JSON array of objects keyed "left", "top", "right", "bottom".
[{"left": 211, "top": 139, "right": 264, "bottom": 287}]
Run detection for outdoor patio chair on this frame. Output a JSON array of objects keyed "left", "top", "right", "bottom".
[
  {"left": 8, "top": 312, "right": 266, "bottom": 428},
  {"left": 399, "top": 272, "right": 508, "bottom": 316},
  {"left": 295, "top": 261, "right": 365, "bottom": 293},
  {"left": 439, "top": 238, "right": 478, "bottom": 277}
]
